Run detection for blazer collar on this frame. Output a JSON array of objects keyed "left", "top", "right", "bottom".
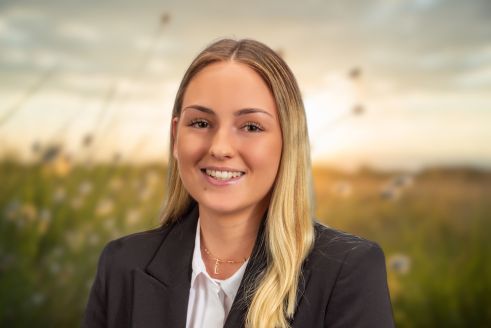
[
  {"left": 132, "top": 205, "right": 199, "bottom": 328},
  {"left": 132, "top": 205, "right": 310, "bottom": 328},
  {"left": 146, "top": 205, "right": 199, "bottom": 286}
]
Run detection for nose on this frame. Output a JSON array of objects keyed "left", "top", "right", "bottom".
[{"left": 209, "top": 127, "right": 234, "bottom": 160}]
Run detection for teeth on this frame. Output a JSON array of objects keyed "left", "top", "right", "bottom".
[{"left": 205, "top": 169, "right": 244, "bottom": 180}]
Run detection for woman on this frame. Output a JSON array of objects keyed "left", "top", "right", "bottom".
[{"left": 83, "top": 38, "right": 395, "bottom": 328}]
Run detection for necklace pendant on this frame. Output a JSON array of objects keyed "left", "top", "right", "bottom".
[{"left": 214, "top": 259, "right": 219, "bottom": 274}]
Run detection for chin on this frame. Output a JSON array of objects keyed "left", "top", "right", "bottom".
[{"left": 197, "top": 197, "right": 256, "bottom": 217}]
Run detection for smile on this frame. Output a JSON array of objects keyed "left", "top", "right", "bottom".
[{"left": 202, "top": 168, "right": 245, "bottom": 181}]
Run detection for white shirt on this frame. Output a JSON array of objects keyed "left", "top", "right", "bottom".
[{"left": 185, "top": 218, "right": 249, "bottom": 328}]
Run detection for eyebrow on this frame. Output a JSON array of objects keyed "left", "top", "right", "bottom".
[{"left": 182, "top": 105, "right": 273, "bottom": 118}]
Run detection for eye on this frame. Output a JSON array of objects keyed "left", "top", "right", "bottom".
[
  {"left": 242, "top": 122, "right": 264, "bottom": 132},
  {"left": 189, "top": 119, "right": 209, "bottom": 129}
]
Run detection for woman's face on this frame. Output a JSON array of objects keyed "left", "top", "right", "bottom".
[{"left": 173, "top": 61, "right": 283, "bottom": 218}]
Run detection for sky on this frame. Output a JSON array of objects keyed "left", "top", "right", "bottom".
[{"left": 0, "top": 0, "right": 490, "bottom": 171}]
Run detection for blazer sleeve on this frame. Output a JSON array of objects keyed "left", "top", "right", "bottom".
[
  {"left": 82, "top": 242, "right": 111, "bottom": 328},
  {"left": 324, "top": 242, "right": 395, "bottom": 328}
]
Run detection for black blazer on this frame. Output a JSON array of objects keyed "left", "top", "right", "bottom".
[{"left": 83, "top": 205, "right": 395, "bottom": 328}]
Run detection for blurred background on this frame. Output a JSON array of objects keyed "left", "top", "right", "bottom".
[{"left": 1, "top": 0, "right": 490, "bottom": 326}]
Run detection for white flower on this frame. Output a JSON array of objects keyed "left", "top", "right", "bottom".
[
  {"left": 380, "top": 186, "right": 401, "bottom": 200},
  {"left": 87, "top": 233, "right": 100, "bottom": 246},
  {"left": 38, "top": 208, "right": 52, "bottom": 234},
  {"left": 96, "top": 198, "right": 114, "bottom": 216},
  {"left": 20, "top": 203, "right": 37, "bottom": 222},
  {"left": 109, "top": 177, "right": 124, "bottom": 191},
  {"left": 388, "top": 253, "right": 411, "bottom": 275},
  {"left": 3, "top": 199, "right": 20, "bottom": 221},
  {"left": 30, "top": 292, "right": 45, "bottom": 306},
  {"left": 53, "top": 186, "right": 66, "bottom": 203},
  {"left": 126, "top": 208, "right": 142, "bottom": 226},
  {"left": 332, "top": 180, "right": 352, "bottom": 198},
  {"left": 78, "top": 181, "right": 93, "bottom": 196},
  {"left": 70, "top": 196, "right": 84, "bottom": 209}
]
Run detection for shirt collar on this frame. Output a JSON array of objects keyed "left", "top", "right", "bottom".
[
  {"left": 190, "top": 218, "right": 207, "bottom": 287},
  {"left": 190, "top": 218, "right": 249, "bottom": 300}
]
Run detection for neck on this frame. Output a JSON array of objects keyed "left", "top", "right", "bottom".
[{"left": 198, "top": 204, "right": 266, "bottom": 261}]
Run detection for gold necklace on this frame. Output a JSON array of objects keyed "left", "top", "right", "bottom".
[{"left": 202, "top": 246, "right": 248, "bottom": 275}]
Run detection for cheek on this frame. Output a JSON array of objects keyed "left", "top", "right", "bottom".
[
  {"left": 175, "top": 133, "right": 208, "bottom": 163},
  {"left": 246, "top": 136, "right": 282, "bottom": 176}
]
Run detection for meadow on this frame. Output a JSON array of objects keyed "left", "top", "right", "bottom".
[{"left": 0, "top": 159, "right": 489, "bottom": 327}]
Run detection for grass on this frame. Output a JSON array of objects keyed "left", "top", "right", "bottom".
[{"left": 0, "top": 160, "right": 490, "bottom": 327}]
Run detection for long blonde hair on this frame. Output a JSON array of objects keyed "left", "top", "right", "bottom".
[{"left": 160, "top": 38, "right": 315, "bottom": 328}]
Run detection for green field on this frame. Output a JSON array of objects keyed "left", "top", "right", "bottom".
[{"left": 1, "top": 160, "right": 490, "bottom": 327}]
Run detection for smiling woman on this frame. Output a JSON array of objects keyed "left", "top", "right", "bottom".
[
  {"left": 83, "top": 38, "right": 395, "bottom": 328},
  {"left": 173, "top": 61, "right": 282, "bottom": 231}
]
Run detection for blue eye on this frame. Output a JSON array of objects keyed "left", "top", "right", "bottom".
[
  {"left": 189, "top": 119, "right": 209, "bottom": 129},
  {"left": 242, "top": 122, "right": 264, "bottom": 132}
]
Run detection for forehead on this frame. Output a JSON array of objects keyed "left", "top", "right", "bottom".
[{"left": 182, "top": 61, "right": 277, "bottom": 116}]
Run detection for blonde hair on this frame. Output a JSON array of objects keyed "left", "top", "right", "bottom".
[{"left": 160, "top": 38, "right": 315, "bottom": 328}]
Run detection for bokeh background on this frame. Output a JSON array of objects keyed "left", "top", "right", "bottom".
[{"left": 1, "top": 0, "right": 490, "bottom": 326}]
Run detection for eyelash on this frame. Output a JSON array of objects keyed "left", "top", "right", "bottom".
[
  {"left": 241, "top": 121, "right": 264, "bottom": 132},
  {"left": 187, "top": 119, "right": 264, "bottom": 132},
  {"left": 188, "top": 118, "right": 209, "bottom": 129}
]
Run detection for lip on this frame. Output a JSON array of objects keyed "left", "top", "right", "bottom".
[
  {"left": 200, "top": 167, "right": 246, "bottom": 186},
  {"left": 200, "top": 166, "right": 245, "bottom": 173}
]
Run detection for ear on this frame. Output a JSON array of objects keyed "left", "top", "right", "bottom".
[{"left": 172, "top": 117, "right": 179, "bottom": 159}]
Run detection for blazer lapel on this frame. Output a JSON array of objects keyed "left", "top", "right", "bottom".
[
  {"left": 131, "top": 204, "right": 311, "bottom": 328},
  {"left": 132, "top": 206, "right": 199, "bottom": 328},
  {"left": 224, "top": 215, "right": 267, "bottom": 328},
  {"left": 224, "top": 218, "right": 312, "bottom": 328}
]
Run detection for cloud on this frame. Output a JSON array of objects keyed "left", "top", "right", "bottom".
[
  {"left": 455, "top": 66, "right": 491, "bottom": 89},
  {"left": 4, "top": 7, "right": 46, "bottom": 22},
  {"left": 57, "top": 22, "right": 101, "bottom": 44}
]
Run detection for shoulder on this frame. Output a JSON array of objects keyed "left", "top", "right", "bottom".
[
  {"left": 98, "top": 224, "right": 173, "bottom": 272},
  {"left": 306, "top": 220, "right": 387, "bottom": 277},
  {"left": 308, "top": 221, "right": 395, "bottom": 326}
]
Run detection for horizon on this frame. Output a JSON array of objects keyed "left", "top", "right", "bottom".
[{"left": 1, "top": 0, "right": 490, "bottom": 171}]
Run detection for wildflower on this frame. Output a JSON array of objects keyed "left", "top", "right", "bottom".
[
  {"left": 388, "top": 253, "right": 411, "bottom": 275},
  {"left": 392, "top": 174, "right": 414, "bottom": 189},
  {"left": 349, "top": 67, "right": 361, "bottom": 79},
  {"left": 51, "top": 154, "right": 72, "bottom": 177},
  {"left": 126, "top": 208, "right": 142, "bottom": 226},
  {"left": 53, "top": 186, "right": 66, "bottom": 203},
  {"left": 70, "top": 196, "right": 84, "bottom": 209},
  {"left": 78, "top": 181, "right": 93, "bottom": 196},
  {"left": 3, "top": 199, "right": 20, "bottom": 221},
  {"left": 65, "top": 230, "right": 84, "bottom": 251},
  {"left": 51, "top": 247, "right": 64, "bottom": 258},
  {"left": 96, "top": 198, "right": 114, "bottom": 216},
  {"left": 332, "top": 181, "right": 352, "bottom": 198},
  {"left": 380, "top": 186, "right": 400, "bottom": 200},
  {"left": 109, "top": 177, "right": 123, "bottom": 192},
  {"left": 145, "top": 170, "right": 160, "bottom": 187},
  {"left": 31, "top": 141, "right": 41, "bottom": 153},
  {"left": 38, "top": 208, "right": 52, "bottom": 234},
  {"left": 49, "top": 261, "right": 61, "bottom": 274},
  {"left": 103, "top": 217, "right": 116, "bottom": 231},
  {"left": 20, "top": 203, "right": 37, "bottom": 223},
  {"left": 39, "top": 208, "right": 52, "bottom": 221},
  {"left": 352, "top": 104, "right": 364, "bottom": 115},
  {"left": 30, "top": 292, "right": 45, "bottom": 306},
  {"left": 87, "top": 233, "right": 100, "bottom": 246},
  {"left": 41, "top": 144, "right": 61, "bottom": 163},
  {"left": 82, "top": 134, "right": 93, "bottom": 147},
  {"left": 161, "top": 12, "right": 171, "bottom": 24},
  {"left": 380, "top": 173, "right": 415, "bottom": 200},
  {"left": 112, "top": 152, "right": 122, "bottom": 163},
  {"left": 139, "top": 187, "right": 153, "bottom": 202},
  {"left": 0, "top": 253, "right": 15, "bottom": 272}
]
